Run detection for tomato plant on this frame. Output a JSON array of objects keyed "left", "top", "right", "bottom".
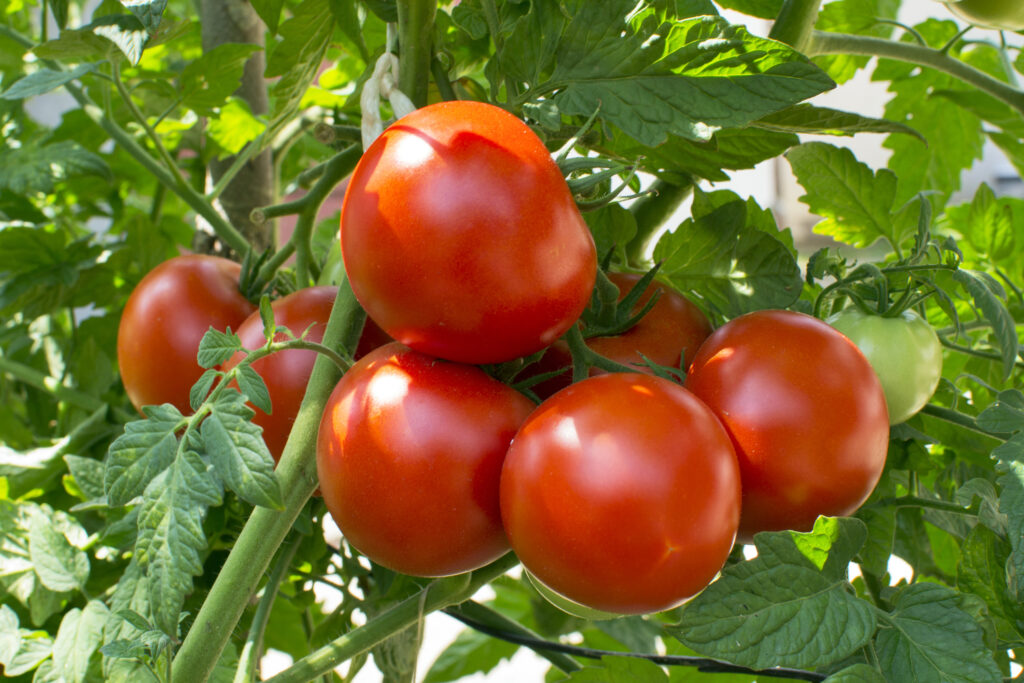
[
  {"left": 938, "top": 0, "right": 1024, "bottom": 30},
  {"left": 317, "top": 342, "right": 534, "bottom": 577},
  {"left": 341, "top": 100, "right": 598, "bottom": 364},
  {"left": 828, "top": 307, "right": 943, "bottom": 425},
  {"left": 686, "top": 310, "right": 890, "bottom": 540},
  {"left": 500, "top": 372, "right": 740, "bottom": 614},
  {"left": 526, "top": 271, "right": 713, "bottom": 397},
  {"left": 116, "top": 254, "right": 255, "bottom": 413}
]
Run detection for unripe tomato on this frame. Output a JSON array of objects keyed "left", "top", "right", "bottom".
[
  {"left": 938, "top": 0, "right": 1024, "bottom": 31},
  {"left": 828, "top": 308, "right": 943, "bottom": 425},
  {"left": 500, "top": 373, "right": 741, "bottom": 614},
  {"left": 341, "top": 100, "right": 597, "bottom": 364},
  {"left": 686, "top": 310, "right": 889, "bottom": 541},
  {"left": 526, "top": 272, "right": 713, "bottom": 398},
  {"left": 317, "top": 343, "right": 534, "bottom": 577},
  {"left": 117, "top": 254, "right": 255, "bottom": 413}
]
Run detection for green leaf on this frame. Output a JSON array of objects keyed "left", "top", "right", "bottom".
[
  {"left": 813, "top": 0, "right": 898, "bottom": 84},
  {"left": 327, "top": 0, "right": 370, "bottom": 61},
  {"left": 672, "top": 517, "right": 877, "bottom": 669},
  {"left": 1, "top": 630, "right": 53, "bottom": 677},
  {"left": 87, "top": 14, "right": 149, "bottom": 65},
  {"left": 51, "top": 601, "right": 109, "bottom": 683},
  {"left": 976, "top": 390, "right": 1024, "bottom": 434},
  {"left": 545, "top": 8, "right": 834, "bottom": 146},
  {"left": 189, "top": 369, "right": 220, "bottom": 411},
  {"left": 234, "top": 364, "right": 272, "bottom": 415},
  {"left": 0, "top": 501, "right": 66, "bottom": 626},
  {"left": 962, "top": 184, "right": 1016, "bottom": 262},
  {"left": 104, "top": 407, "right": 182, "bottom": 506},
  {"left": 0, "top": 141, "right": 110, "bottom": 194},
  {"left": 119, "top": 0, "right": 166, "bottom": 32},
  {"left": 423, "top": 628, "right": 518, "bottom": 683},
  {"left": 0, "top": 63, "right": 98, "bottom": 99},
  {"left": 562, "top": 655, "right": 668, "bottom": 682},
  {"left": 785, "top": 142, "right": 905, "bottom": 249},
  {"left": 250, "top": 0, "right": 284, "bottom": 33},
  {"left": 710, "top": 0, "right": 781, "bottom": 19},
  {"left": 755, "top": 104, "right": 923, "bottom": 140},
  {"left": 207, "top": 98, "right": 266, "bottom": 157},
  {"left": 653, "top": 198, "right": 802, "bottom": 316},
  {"left": 266, "top": 0, "right": 334, "bottom": 119},
  {"left": 875, "top": 583, "right": 1002, "bottom": 683},
  {"left": 823, "top": 663, "right": 886, "bottom": 682},
  {"left": 201, "top": 391, "right": 282, "bottom": 508},
  {"left": 179, "top": 43, "right": 262, "bottom": 116},
  {"left": 136, "top": 450, "right": 222, "bottom": 635},
  {"left": 584, "top": 204, "right": 637, "bottom": 264},
  {"left": 957, "top": 525, "right": 1023, "bottom": 641},
  {"left": 28, "top": 512, "right": 89, "bottom": 592},
  {"left": 361, "top": 0, "right": 396, "bottom": 22},
  {"left": 951, "top": 269, "right": 1017, "bottom": 381},
  {"left": 197, "top": 327, "right": 243, "bottom": 369}
]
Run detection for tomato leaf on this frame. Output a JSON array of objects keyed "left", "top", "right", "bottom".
[
  {"left": 813, "top": 0, "right": 898, "bottom": 84},
  {"left": 189, "top": 369, "right": 220, "bottom": 411},
  {"left": 265, "top": 0, "right": 334, "bottom": 119},
  {"left": 0, "top": 63, "right": 98, "bottom": 100},
  {"left": 50, "top": 601, "right": 109, "bottom": 683},
  {"left": 671, "top": 517, "right": 877, "bottom": 669},
  {"left": 956, "top": 525, "right": 1024, "bottom": 642},
  {"left": 0, "top": 141, "right": 110, "bottom": 195},
  {"left": 196, "top": 327, "right": 243, "bottom": 369},
  {"left": 875, "top": 583, "right": 1002, "bottom": 683},
  {"left": 422, "top": 628, "right": 518, "bottom": 683},
  {"left": 754, "top": 104, "right": 923, "bottom": 140},
  {"left": 952, "top": 269, "right": 1017, "bottom": 381},
  {"left": 234, "top": 364, "right": 273, "bottom": 415},
  {"left": 561, "top": 655, "right": 668, "bottom": 682},
  {"left": 136, "top": 450, "right": 222, "bottom": 635},
  {"left": 28, "top": 512, "right": 89, "bottom": 593},
  {"left": 0, "top": 604, "right": 53, "bottom": 677},
  {"left": 710, "top": 0, "right": 779, "bottom": 19},
  {"left": 179, "top": 43, "right": 262, "bottom": 116},
  {"left": 201, "top": 391, "right": 282, "bottom": 509},
  {"left": 104, "top": 407, "right": 182, "bottom": 506},
  {"left": 653, "top": 198, "right": 802, "bottom": 316},
  {"left": 823, "top": 663, "right": 887, "bottom": 682},
  {"left": 524, "top": 5, "right": 833, "bottom": 146}
]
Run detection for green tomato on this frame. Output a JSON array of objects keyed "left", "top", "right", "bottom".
[
  {"left": 525, "top": 571, "right": 620, "bottom": 621},
  {"left": 938, "top": 0, "right": 1024, "bottom": 31},
  {"left": 827, "top": 308, "right": 943, "bottom": 425}
]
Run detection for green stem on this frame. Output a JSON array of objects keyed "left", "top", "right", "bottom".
[
  {"left": 624, "top": 179, "right": 693, "bottom": 266},
  {"left": 808, "top": 31, "right": 1024, "bottom": 117},
  {"left": 264, "top": 554, "right": 520, "bottom": 683},
  {"left": 939, "top": 337, "right": 1024, "bottom": 368},
  {"left": 768, "top": 0, "right": 823, "bottom": 51},
  {"left": 397, "top": 0, "right": 437, "bottom": 108},
  {"left": 233, "top": 534, "right": 302, "bottom": 683},
  {"left": 444, "top": 601, "right": 582, "bottom": 674},
  {"left": 431, "top": 56, "right": 458, "bottom": 102},
  {"left": 869, "top": 495, "right": 978, "bottom": 515},
  {"left": 170, "top": 280, "right": 367, "bottom": 683},
  {"left": 919, "top": 403, "right": 1008, "bottom": 441}
]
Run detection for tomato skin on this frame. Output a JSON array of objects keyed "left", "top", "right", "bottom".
[
  {"left": 500, "top": 373, "right": 741, "bottom": 614},
  {"left": 117, "top": 254, "right": 255, "bottom": 413},
  {"left": 828, "top": 308, "right": 942, "bottom": 425},
  {"left": 686, "top": 310, "right": 889, "bottom": 541},
  {"left": 341, "top": 100, "right": 597, "bottom": 364},
  {"left": 317, "top": 343, "right": 534, "bottom": 577},
  {"left": 527, "top": 272, "right": 713, "bottom": 398},
  {"left": 939, "top": 0, "right": 1024, "bottom": 31}
]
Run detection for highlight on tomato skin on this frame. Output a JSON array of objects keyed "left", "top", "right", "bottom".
[
  {"left": 117, "top": 254, "right": 255, "bottom": 414},
  {"left": 316, "top": 342, "right": 535, "bottom": 578},
  {"left": 500, "top": 372, "right": 741, "bottom": 615},
  {"left": 340, "top": 100, "right": 597, "bottom": 365},
  {"left": 685, "top": 309, "right": 890, "bottom": 542}
]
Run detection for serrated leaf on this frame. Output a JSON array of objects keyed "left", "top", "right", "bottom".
[
  {"left": 0, "top": 63, "right": 98, "bottom": 100},
  {"left": 104, "top": 410, "right": 181, "bottom": 506},
  {"left": 563, "top": 655, "right": 667, "bottom": 682},
  {"left": 207, "top": 98, "right": 266, "bottom": 157},
  {"left": 542, "top": 7, "right": 833, "bottom": 146},
  {"left": 201, "top": 392, "right": 281, "bottom": 508},
  {"left": 266, "top": 0, "right": 334, "bottom": 119},
  {"left": 952, "top": 269, "right": 1017, "bottom": 381},
  {"left": 423, "top": 628, "right": 518, "bottom": 683},
  {"left": 654, "top": 199, "right": 802, "bottom": 316},
  {"left": 51, "top": 601, "right": 109, "bottom": 683},
  {"left": 584, "top": 204, "right": 637, "bottom": 264},
  {"left": 179, "top": 43, "right": 262, "bottom": 115},
  {"left": 755, "top": 104, "right": 923, "bottom": 140},
  {"left": 963, "top": 183, "right": 1016, "bottom": 262},
  {"left": 197, "top": 327, "right": 242, "bottom": 369},
  {"left": 976, "top": 390, "right": 1024, "bottom": 434},
  {"left": 189, "top": 369, "right": 220, "bottom": 411},
  {"left": 957, "top": 525, "right": 1023, "bottom": 641},
  {"left": 823, "top": 663, "right": 886, "bottom": 682},
  {"left": 250, "top": 0, "right": 284, "bottom": 33},
  {"left": 996, "top": 456, "right": 1024, "bottom": 600},
  {"left": 87, "top": 14, "right": 149, "bottom": 65},
  {"left": 119, "top": 0, "right": 166, "bottom": 32},
  {"left": 28, "top": 513, "right": 89, "bottom": 592},
  {"left": 876, "top": 583, "right": 1002, "bottom": 683},
  {"left": 672, "top": 517, "right": 876, "bottom": 669},
  {"left": 234, "top": 363, "right": 272, "bottom": 415},
  {"left": 136, "top": 451, "right": 222, "bottom": 635},
  {"left": 785, "top": 142, "right": 904, "bottom": 249},
  {"left": 2, "top": 631, "right": 53, "bottom": 677},
  {"left": 0, "top": 141, "right": 111, "bottom": 194}
]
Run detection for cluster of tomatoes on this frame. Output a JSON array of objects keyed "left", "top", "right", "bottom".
[{"left": 116, "top": 101, "right": 939, "bottom": 617}]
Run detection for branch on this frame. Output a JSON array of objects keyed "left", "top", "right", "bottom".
[
  {"left": 769, "top": 0, "right": 823, "bottom": 52},
  {"left": 397, "top": 0, "right": 437, "bottom": 108},
  {"left": 808, "top": 31, "right": 1024, "bottom": 117}
]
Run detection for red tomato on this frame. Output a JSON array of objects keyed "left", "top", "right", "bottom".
[
  {"left": 685, "top": 310, "right": 889, "bottom": 541},
  {"left": 317, "top": 343, "right": 534, "bottom": 577},
  {"left": 526, "top": 272, "right": 713, "bottom": 398},
  {"left": 117, "top": 254, "right": 255, "bottom": 413},
  {"left": 223, "top": 287, "right": 391, "bottom": 462},
  {"left": 341, "top": 100, "right": 597, "bottom": 364},
  {"left": 500, "top": 373, "right": 741, "bottom": 614}
]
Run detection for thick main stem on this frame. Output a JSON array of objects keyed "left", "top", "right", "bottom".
[
  {"left": 397, "top": 0, "right": 437, "bottom": 108},
  {"left": 170, "top": 280, "right": 367, "bottom": 683},
  {"left": 768, "top": 0, "right": 823, "bottom": 51}
]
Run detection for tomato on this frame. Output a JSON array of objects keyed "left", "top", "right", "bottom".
[
  {"left": 500, "top": 373, "right": 740, "bottom": 614},
  {"left": 222, "top": 287, "right": 391, "bottom": 462},
  {"left": 317, "top": 342, "right": 534, "bottom": 577},
  {"left": 828, "top": 308, "right": 943, "bottom": 425},
  {"left": 938, "top": 0, "right": 1024, "bottom": 31},
  {"left": 341, "top": 100, "right": 597, "bottom": 364},
  {"left": 117, "top": 254, "right": 255, "bottom": 413},
  {"left": 526, "top": 272, "right": 712, "bottom": 398},
  {"left": 685, "top": 310, "right": 889, "bottom": 541}
]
